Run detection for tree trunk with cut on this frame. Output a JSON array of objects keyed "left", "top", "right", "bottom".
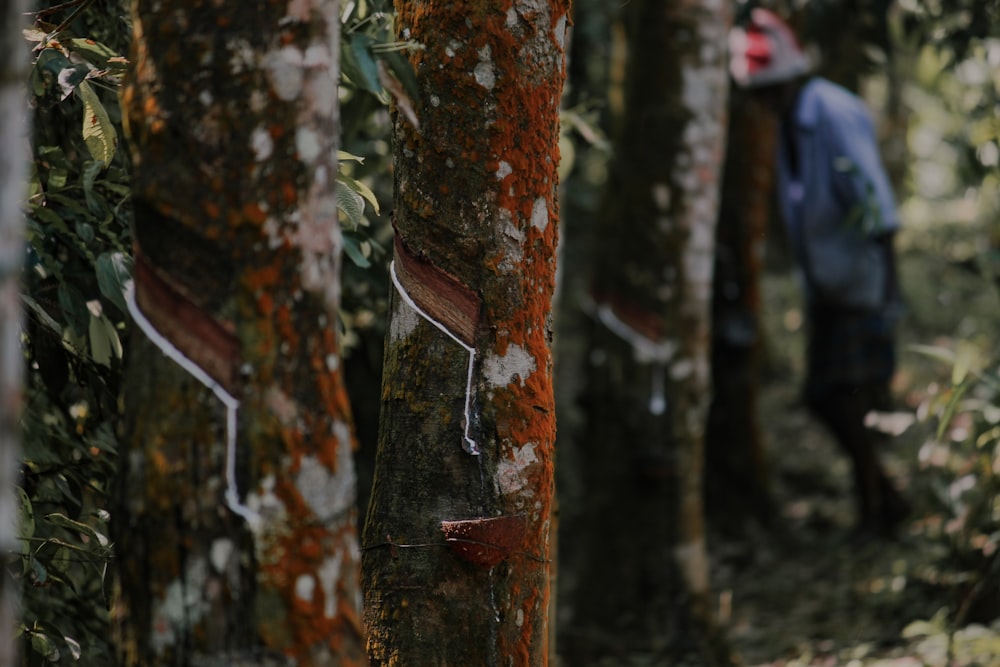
[
  {"left": 563, "top": 0, "right": 734, "bottom": 663},
  {"left": 361, "top": 1, "right": 569, "bottom": 665},
  {"left": 114, "top": 2, "right": 365, "bottom": 665}
]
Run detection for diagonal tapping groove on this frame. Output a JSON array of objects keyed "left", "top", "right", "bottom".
[{"left": 390, "top": 234, "right": 483, "bottom": 454}]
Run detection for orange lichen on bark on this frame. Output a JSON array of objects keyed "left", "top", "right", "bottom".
[
  {"left": 479, "top": 2, "right": 565, "bottom": 663},
  {"left": 482, "top": 16, "right": 561, "bottom": 466},
  {"left": 257, "top": 291, "right": 275, "bottom": 317},
  {"left": 242, "top": 201, "right": 268, "bottom": 225},
  {"left": 244, "top": 263, "right": 281, "bottom": 293},
  {"left": 258, "top": 476, "right": 363, "bottom": 664},
  {"left": 203, "top": 200, "right": 221, "bottom": 220},
  {"left": 281, "top": 180, "right": 297, "bottom": 205},
  {"left": 274, "top": 303, "right": 299, "bottom": 350},
  {"left": 378, "top": 0, "right": 568, "bottom": 663}
]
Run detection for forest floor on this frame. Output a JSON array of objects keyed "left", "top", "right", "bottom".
[{"left": 710, "top": 215, "right": 1000, "bottom": 667}]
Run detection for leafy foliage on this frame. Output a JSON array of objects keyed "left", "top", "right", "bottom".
[
  {"left": 899, "top": 1, "right": 1000, "bottom": 633},
  {"left": 899, "top": 0, "right": 1000, "bottom": 62},
  {"left": 335, "top": 0, "right": 415, "bottom": 354},
  {"left": 18, "top": 1, "right": 131, "bottom": 663},
  {"left": 911, "top": 340, "right": 1000, "bottom": 627}
]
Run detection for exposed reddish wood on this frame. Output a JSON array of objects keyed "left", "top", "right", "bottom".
[
  {"left": 440, "top": 514, "right": 529, "bottom": 568},
  {"left": 589, "top": 288, "right": 667, "bottom": 342},
  {"left": 133, "top": 248, "right": 241, "bottom": 395},
  {"left": 393, "top": 233, "right": 481, "bottom": 346}
]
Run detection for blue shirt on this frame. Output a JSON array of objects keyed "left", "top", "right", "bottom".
[{"left": 777, "top": 78, "right": 899, "bottom": 310}]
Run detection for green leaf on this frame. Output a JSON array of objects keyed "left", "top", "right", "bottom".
[
  {"left": 75, "top": 221, "right": 95, "bottom": 244},
  {"left": 45, "top": 192, "right": 92, "bottom": 218},
  {"left": 38, "top": 144, "right": 71, "bottom": 169},
  {"left": 336, "top": 185, "right": 365, "bottom": 229},
  {"left": 58, "top": 283, "right": 90, "bottom": 336},
  {"left": 50, "top": 475, "right": 82, "bottom": 514},
  {"left": 30, "top": 630, "right": 60, "bottom": 662},
  {"left": 63, "top": 635, "right": 82, "bottom": 661},
  {"left": 936, "top": 381, "right": 970, "bottom": 442},
  {"left": 33, "top": 49, "right": 71, "bottom": 97},
  {"left": 77, "top": 81, "right": 117, "bottom": 165},
  {"left": 82, "top": 159, "right": 106, "bottom": 212},
  {"left": 338, "top": 173, "right": 380, "bottom": 215},
  {"left": 88, "top": 311, "right": 123, "bottom": 366},
  {"left": 66, "top": 38, "right": 119, "bottom": 69},
  {"left": 30, "top": 203, "right": 71, "bottom": 235},
  {"left": 344, "top": 33, "right": 382, "bottom": 94},
  {"left": 337, "top": 150, "right": 366, "bottom": 163},
  {"left": 952, "top": 340, "right": 981, "bottom": 385},
  {"left": 30, "top": 557, "right": 49, "bottom": 586},
  {"left": 18, "top": 487, "right": 35, "bottom": 549},
  {"left": 907, "top": 343, "right": 957, "bottom": 366},
  {"left": 379, "top": 47, "right": 421, "bottom": 105},
  {"left": 57, "top": 64, "right": 91, "bottom": 100},
  {"left": 22, "top": 294, "right": 64, "bottom": 337},
  {"left": 99, "top": 179, "right": 132, "bottom": 197},
  {"left": 45, "top": 513, "right": 110, "bottom": 548},
  {"left": 95, "top": 252, "right": 131, "bottom": 313},
  {"left": 343, "top": 234, "right": 371, "bottom": 268},
  {"left": 35, "top": 48, "right": 70, "bottom": 73},
  {"left": 47, "top": 167, "right": 69, "bottom": 191}
]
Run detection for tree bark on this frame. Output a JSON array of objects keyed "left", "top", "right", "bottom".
[
  {"left": 115, "top": 2, "right": 365, "bottom": 665},
  {"left": 563, "top": 0, "right": 733, "bottom": 663},
  {"left": 1, "top": 2, "right": 31, "bottom": 664},
  {"left": 361, "top": 1, "right": 569, "bottom": 665},
  {"left": 705, "top": 91, "right": 777, "bottom": 531}
]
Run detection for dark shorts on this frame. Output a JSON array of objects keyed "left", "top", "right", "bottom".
[{"left": 804, "top": 301, "right": 896, "bottom": 403}]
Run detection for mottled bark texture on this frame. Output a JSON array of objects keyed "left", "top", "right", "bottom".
[
  {"left": 1, "top": 2, "right": 31, "bottom": 665},
  {"left": 361, "top": 1, "right": 569, "bottom": 665},
  {"left": 115, "top": 2, "right": 365, "bottom": 665},
  {"left": 705, "top": 92, "right": 776, "bottom": 531},
  {"left": 562, "top": 0, "right": 733, "bottom": 664}
]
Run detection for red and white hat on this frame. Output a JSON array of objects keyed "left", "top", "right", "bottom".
[{"left": 729, "top": 8, "right": 811, "bottom": 88}]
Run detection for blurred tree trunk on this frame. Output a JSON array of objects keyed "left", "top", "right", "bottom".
[
  {"left": 361, "top": 1, "right": 569, "bottom": 665},
  {"left": 1, "top": 2, "right": 31, "bottom": 665},
  {"left": 705, "top": 91, "right": 777, "bottom": 531},
  {"left": 553, "top": 0, "right": 618, "bottom": 634},
  {"left": 114, "top": 2, "right": 366, "bottom": 665},
  {"left": 563, "top": 0, "right": 734, "bottom": 663}
]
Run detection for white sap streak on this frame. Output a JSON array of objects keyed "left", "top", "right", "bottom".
[
  {"left": 649, "top": 364, "right": 667, "bottom": 416},
  {"left": 595, "top": 303, "right": 676, "bottom": 364},
  {"left": 389, "top": 261, "right": 479, "bottom": 455},
  {"left": 125, "top": 282, "right": 261, "bottom": 527},
  {"left": 589, "top": 299, "right": 676, "bottom": 416}
]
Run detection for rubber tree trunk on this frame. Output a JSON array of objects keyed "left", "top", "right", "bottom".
[
  {"left": 563, "top": 0, "right": 733, "bottom": 663},
  {"left": 361, "top": 1, "right": 569, "bottom": 665},
  {"left": 114, "top": 2, "right": 366, "bottom": 665},
  {"left": 705, "top": 91, "right": 777, "bottom": 531},
  {"left": 1, "top": 2, "right": 31, "bottom": 665}
]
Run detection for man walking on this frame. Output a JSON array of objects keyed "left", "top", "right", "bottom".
[{"left": 729, "top": 8, "right": 909, "bottom": 540}]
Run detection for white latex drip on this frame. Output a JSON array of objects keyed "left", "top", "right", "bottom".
[
  {"left": 389, "top": 260, "right": 479, "bottom": 455},
  {"left": 591, "top": 300, "right": 676, "bottom": 415},
  {"left": 125, "top": 281, "right": 261, "bottom": 526}
]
